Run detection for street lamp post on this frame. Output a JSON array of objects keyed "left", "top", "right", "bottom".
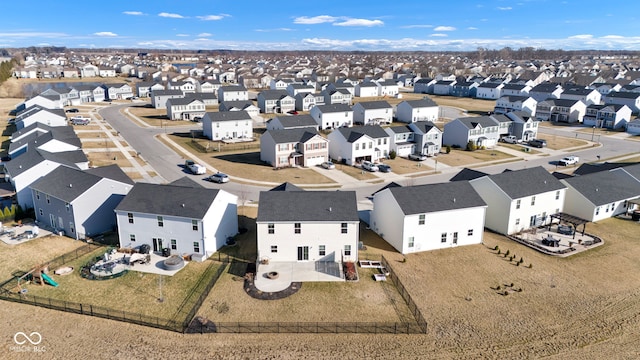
[{"left": 591, "top": 126, "right": 596, "bottom": 142}]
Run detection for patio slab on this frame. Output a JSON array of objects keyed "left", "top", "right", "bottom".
[{"left": 254, "top": 261, "right": 344, "bottom": 292}]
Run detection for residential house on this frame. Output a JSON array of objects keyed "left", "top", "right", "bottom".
[
  {"left": 286, "top": 83, "right": 314, "bottom": 97},
  {"left": 14, "top": 105, "right": 67, "bottom": 130},
  {"left": 260, "top": 128, "right": 329, "bottom": 168},
  {"left": 591, "top": 83, "right": 622, "bottom": 96},
  {"left": 9, "top": 124, "right": 81, "bottom": 159},
  {"left": 327, "top": 125, "right": 390, "bottom": 165},
  {"left": 202, "top": 111, "right": 253, "bottom": 141},
  {"left": 443, "top": 116, "right": 500, "bottom": 149},
  {"left": 370, "top": 181, "right": 487, "bottom": 254},
  {"left": 355, "top": 81, "right": 380, "bottom": 97},
  {"left": 30, "top": 165, "right": 133, "bottom": 239},
  {"left": 321, "top": 88, "right": 352, "bottom": 105},
  {"left": 184, "top": 92, "right": 218, "bottom": 107},
  {"left": 493, "top": 113, "right": 513, "bottom": 137},
  {"left": 104, "top": 83, "right": 133, "bottom": 100},
  {"left": 115, "top": 181, "right": 238, "bottom": 257},
  {"left": 352, "top": 101, "right": 393, "bottom": 125},
  {"left": 494, "top": 96, "right": 538, "bottom": 116},
  {"left": 385, "top": 125, "right": 416, "bottom": 157},
  {"left": 166, "top": 98, "right": 206, "bottom": 121},
  {"left": 583, "top": 104, "right": 632, "bottom": 129},
  {"left": 475, "top": 82, "right": 504, "bottom": 99},
  {"left": 376, "top": 79, "right": 399, "bottom": 97},
  {"left": 218, "top": 101, "right": 260, "bottom": 117},
  {"left": 80, "top": 64, "right": 99, "bottom": 78},
  {"left": 433, "top": 80, "right": 456, "bottom": 95},
  {"left": 168, "top": 81, "right": 196, "bottom": 94},
  {"left": 151, "top": 89, "right": 184, "bottom": 109},
  {"left": 560, "top": 87, "right": 602, "bottom": 106},
  {"left": 505, "top": 111, "right": 539, "bottom": 142},
  {"left": 500, "top": 83, "right": 532, "bottom": 97},
  {"left": 257, "top": 90, "right": 295, "bottom": 114},
  {"left": 604, "top": 91, "right": 640, "bottom": 113},
  {"left": 137, "top": 82, "right": 165, "bottom": 98},
  {"left": 256, "top": 189, "right": 359, "bottom": 264},
  {"left": 197, "top": 80, "right": 222, "bottom": 93},
  {"left": 627, "top": 119, "right": 640, "bottom": 135},
  {"left": 413, "top": 78, "right": 436, "bottom": 94},
  {"left": 451, "top": 81, "right": 479, "bottom": 98},
  {"left": 217, "top": 85, "right": 249, "bottom": 102},
  {"left": 98, "top": 67, "right": 116, "bottom": 78},
  {"left": 23, "top": 94, "right": 62, "bottom": 110},
  {"left": 310, "top": 104, "right": 353, "bottom": 130},
  {"left": 3, "top": 148, "right": 88, "bottom": 209},
  {"left": 469, "top": 166, "right": 567, "bottom": 235},
  {"left": 294, "top": 92, "right": 317, "bottom": 111},
  {"left": 529, "top": 83, "right": 564, "bottom": 102},
  {"left": 536, "top": 98, "right": 587, "bottom": 123},
  {"left": 395, "top": 98, "right": 439, "bottom": 123},
  {"left": 408, "top": 121, "right": 442, "bottom": 156},
  {"left": 266, "top": 115, "right": 319, "bottom": 131},
  {"left": 561, "top": 165, "right": 640, "bottom": 222}
]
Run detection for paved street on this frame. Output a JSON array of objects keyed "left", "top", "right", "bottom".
[{"left": 97, "top": 104, "right": 640, "bottom": 205}]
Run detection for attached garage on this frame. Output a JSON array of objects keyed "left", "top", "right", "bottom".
[{"left": 305, "top": 155, "right": 326, "bottom": 167}]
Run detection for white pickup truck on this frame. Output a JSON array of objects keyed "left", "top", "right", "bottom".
[
  {"left": 185, "top": 159, "right": 206, "bottom": 175},
  {"left": 500, "top": 135, "right": 521, "bottom": 144},
  {"left": 558, "top": 155, "right": 579, "bottom": 166}
]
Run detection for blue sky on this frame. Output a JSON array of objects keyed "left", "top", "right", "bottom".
[{"left": 1, "top": 0, "right": 639, "bottom": 51}]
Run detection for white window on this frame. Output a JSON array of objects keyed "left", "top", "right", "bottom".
[
  {"left": 468, "top": 229, "right": 473, "bottom": 236},
  {"left": 531, "top": 196, "right": 536, "bottom": 206},
  {"left": 157, "top": 216, "right": 164, "bottom": 227},
  {"left": 192, "top": 220, "right": 198, "bottom": 231},
  {"left": 555, "top": 191, "right": 560, "bottom": 200},
  {"left": 268, "top": 223, "right": 275, "bottom": 234},
  {"left": 341, "top": 223, "right": 348, "bottom": 234},
  {"left": 294, "top": 223, "right": 301, "bottom": 234},
  {"left": 516, "top": 199, "right": 521, "bottom": 209},
  {"left": 319, "top": 245, "right": 326, "bottom": 256},
  {"left": 515, "top": 218, "right": 520, "bottom": 226},
  {"left": 418, "top": 214, "right": 425, "bottom": 225},
  {"left": 171, "top": 239, "right": 177, "bottom": 250},
  {"left": 441, "top": 233, "right": 447, "bottom": 243},
  {"left": 344, "top": 245, "right": 351, "bottom": 256},
  {"left": 128, "top": 213, "right": 134, "bottom": 224},
  {"left": 130, "top": 234, "right": 136, "bottom": 242},
  {"left": 271, "top": 245, "right": 278, "bottom": 253},
  {"left": 408, "top": 237, "right": 414, "bottom": 248}
]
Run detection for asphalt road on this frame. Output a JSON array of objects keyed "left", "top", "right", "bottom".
[{"left": 98, "top": 104, "right": 639, "bottom": 205}]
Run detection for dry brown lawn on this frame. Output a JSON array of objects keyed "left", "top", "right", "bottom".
[
  {"left": 429, "top": 95, "right": 496, "bottom": 112},
  {"left": 437, "top": 148, "right": 517, "bottom": 167},
  {"left": 86, "top": 152, "right": 137, "bottom": 168},
  {"left": 536, "top": 133, "right": 590, "bottom": 150},
  {"left": 79, "top": 140, "right": 116, "bottom": 149},
  {"left": 165, "top": 134, "right": 336, "bottom": 185},
  {"left": 384, "top": 157, "right": 434, "bottom": 174},
  {"left": 338, "top": 164, "right": 379, "bottom": 180},
  {"left": 497, "top": 142, "right": 542, "bottom": 154}
]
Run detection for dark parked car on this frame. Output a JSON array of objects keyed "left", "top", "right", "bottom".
[
  {"left": 378, "top": 164, "right": 392, "bottom": 173},
  {"left": 528, "top": 139, "right": 547, "bottom": 148},
  {"left": 65, "top": 108, "right": 79, "bottom": 113}
]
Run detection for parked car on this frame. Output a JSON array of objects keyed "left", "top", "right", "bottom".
[
  {"left": 71, "top": 117, "right": 90, "bottom": 125},
  {"left": 205, "top": 172, "right": 229, "bottom": 183},
  {"left": 558, "top": 155, "right": 579, "bottom": 166},
  {"left": 528, "top": 139, "right": 547, "bottom": 148},
  {"left": 378, "top": 164, "right": 392, "bottom": 173},
  {"left": 287, "top": 110, "right": 298, "bottom": 115},
  {"left": 185, "top": 159, "right": 206, "bottom": 175},
  {"left": 361, "top": 161, "right": 379, "bottom": 172},
  {"left": 65, "top": 108, "right": 79, "bottom": 113},
  {"left": 408, "top": 153, "right": 427, "bottom": 161},
  {"left": 321, "top": 161, "right": 335, "bottom": 170},
  {"left": 500, "top": 135, "right": 521, "bottom": 144}
]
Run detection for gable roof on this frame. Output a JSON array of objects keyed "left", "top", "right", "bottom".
[
  {"left": 4, "top": 148, "right": 82, "bottom": 177},
  {"left": 354, "top": 100, "right": 392, "bottom": 110},
  {"left": 265, "top": 128, "right": 322, "bottom": 144},
  {"left": 410, "top": 121, "right": 440, "bottom": 133},
  {"left": 450, "top": 168, "right": 488, "bottom": 182},
  {"left": 84, "top": 164, "right": 134, "bottom": 185},
  {"left": 271, "top": 114, "right": 317, "bottom": 128},
  {"left": 454, "top": 116, "right": 499, "bottom": 129},
  {"left": 257, "top": 191, "right": 358, "bottom": 222},
  {"left": 168, "top": 176, "right": 205, "bottom": 188},
  {"left": 386, "top": 181, "right": 486, "bottom": 215},
  {"left": 166, "top": 97, "right": 204, "bottom": 106},
  {"left": 314, "top": 104, "right": 352, "bottom": 113},
  {"left": 204, "top": 110, "right": 251, "bottom": 122},
  {"left": 30, "top": 165, "right": 131, "bottom": 202},
  {"left": 403, "top": 98, "right": 438, "bottom": 108},
  {"left": 562, "top": 168, "right": 640, "bottom": 206},
  {"left": 335, "top": 125, "right": 389, "bottom": 142},
  {"left": 259, "top": 89, "right": 291, "bottom": 100},
  {"left": 269, "top": 182, "right": 304, "bottom": 192},
  {"left": 481, "top": 166, "right": 566, "bottom": 199},
  {"left": 114, "top": 183, "right": 221, "bottom": 219}
]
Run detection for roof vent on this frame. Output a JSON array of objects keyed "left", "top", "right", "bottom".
[
  {"left": 69, "top": 184, "right": 72, "bottom": 188},
  {"left": 453, "top": 198, "right": 456, "bottom": 203},
  {"left": 595, "top": 188, "right": 598, "bottom": 192},
  {"left": 328, "top": 207, "right": 332, "bottom": 212},
  {"left": 181, "top": 203, "right": 185, "bottom": 208}
]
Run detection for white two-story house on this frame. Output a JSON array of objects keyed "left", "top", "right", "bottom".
[
  {"left": 352, "top": 100, "right": 393, "bottom": 125},
  {"left": 260, "top": 128, "right": 329, "bottom": 168},
  {"left": 395, "top": 98, "right": 439, "bottom": 123},
  {"left": 202, "top": 111, "right": 253, "bottom": 141},
  {"left": 310, "top": 104, "right": 353, "bottom": 130},
  {"left": 327, "top": 125, "right": 390, "bottom": 165},
  {"left": 443, "top": 116, "right": 500, "bottom": 149}
]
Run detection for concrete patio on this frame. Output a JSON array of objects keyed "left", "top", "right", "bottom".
[
  {"left": 254, "top": 261, "right": 344, "bottom": 292},
  {"left": 512, "top": 225, "right": 603, "bottom": 257}
]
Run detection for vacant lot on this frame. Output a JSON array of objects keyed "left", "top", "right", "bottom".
[
  {"left": 166, "top": 134, "right": 336, "bottom": 185},
  {"left": 429, "top": 95, "right": 496, "bottom": 113},
  {"left": 338, "top": 163, "right": 379, "bottom": 180},
  {"left": 498, "top": 142, "right": 542, "bottom": 154},
  {"left": 437, "top": 148, "right": 517, "bottom": 167},
  {"left": 536, "top": 133, "right": 590, "bottom": 150},
  {"left": 384, "top": 156, "right": 434, "bottom": 175}
]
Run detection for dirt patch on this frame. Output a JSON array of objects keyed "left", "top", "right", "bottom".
[
  {"left": 384, "top": 157, "right": 434, "bottom": 175},
  {"left": 437, "top": 148, "right": 516, "bottom": 167}
]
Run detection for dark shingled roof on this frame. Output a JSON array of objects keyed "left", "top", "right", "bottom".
[
  {"left": 562, "top": 168, "right": 640, "bottom": 206},
  {"left": 204, "top": 110, "right": 251, "bottom": 122},
  {"left": 271, "top": 115, "right": 317, "bottom": 128},
  {"left": 4, "top": 148, "right": 83, "bottom": 177},
  {"left": 265, "top": 128, "right": 321, "bottom": 144},
  {"left": 168, "top": 176, "right": 205, "bottom": 188},
  {"left": 404, "top": 97, "right": 438, "bottom": 108},
  {"left": 84, "top": 164, "right": 134, "bottom": 185},
  {"left": 115, "top": 183, "right": 222, "bottom": 219},
  {"left": 386, "top": 181, "right": 486, "bottom": 215},
  {"left": 354, "top": 100, "right": 392, "bottom": 110},
  {"left": 257, "top": 191, "right": 359, "bottom": 222},
  {"left": 455, "top": 116, "right": 499, "bottom": 129},
  {"left": 30, "top": 165, "right": 132, "bottom": 202},
  {"left": 450, "top": 168, "right": 488, "bottom": 182},
  {"left": 410, "top": 121, "right": 440, "bottom": 133},
  {"left": 335, "top": 125, "right": 389, "bottom": 142},
  {"left": 572, "top": 162, "right": 639, "bottom": 176},
  {"left": 269, "top": 182, "right": 304, "bottom": 192},
  {"left": 482, "top": 166, "right": 566, "bottom": 199},
  {"left": 314, "top": 104, "right": 352, "bottom": 113}
]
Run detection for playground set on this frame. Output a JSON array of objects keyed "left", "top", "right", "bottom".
[{"left": 13, "top": 263, "right": 71, "bottom": 294}]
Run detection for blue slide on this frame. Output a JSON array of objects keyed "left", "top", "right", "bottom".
[{"left": 41, "top": 273, "right": 59, "bottom": 287}]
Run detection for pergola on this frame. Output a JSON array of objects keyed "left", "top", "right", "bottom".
[{"left": 548, "top": 212, "right": 590, "bottom": 240}]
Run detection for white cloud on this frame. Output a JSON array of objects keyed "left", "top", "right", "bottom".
[
  {"left": 255, "top": 28, "right": 294, "bottom": 32},
  {"left": 123, "top": 11, "right": 145, "bottom": 16},
  {"left": 569, "top": 34, "right": 593, "bottom": 39},
  {"left": 197, "top": 14, "right": 229, "bottom": 21},
  {"left": 498, "top": 7, "right": 513, "bottom": 10},
  {"left": 93, "top": 32, "right": 118, "bottom": 37},
  {"left": 176, "top": 34, "right": 190, "bottom": 37},
  {"left": 334, "top": 19, "right": 384, "bottom": 27},
  {"left": 158, "top": 12, "right": 185, "bottom": 19},
  {"left": 601, "top": 35, "right": 623, "bottom": 39},
  {"left": 293, "top": 15, "right": 337, "bottom": 24},
  {"left": 434, "top": 26, "right": 456, "bottom": 31},
  {"left": 198, "top": 32, "right": 212, "bottom": 37},
  {"left": 0, "top": 31, "right": 67, "bottom": 38},
  {"left": 430, "top": 33, "right": 448, "bottom": 37},
  {"left": 467, "top": 27, "right": 478, "bottom": 30}
]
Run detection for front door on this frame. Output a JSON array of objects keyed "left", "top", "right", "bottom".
[
  {"left": 49, "top": 214, "right": 56, "bottom": 228},
  {"left": 153, "top": 238, "right": 163, "bottom": 252},
  {"left": 453, "top": 232, "right": 458, "bottom": 245},
  {"left": 297, "top": 246, "right": 309, "bottom": 261}
]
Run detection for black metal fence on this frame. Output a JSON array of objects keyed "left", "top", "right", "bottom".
[
  {"left": 186, "top": 319, "right": 424, "bottom": 334},
  {"left": 381, "top": 255, "right": 428, "bottom": 334}
]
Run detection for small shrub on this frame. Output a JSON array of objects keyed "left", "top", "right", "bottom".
[
  {"left": 497, "top": 250, "right": 501, "bottom": 254},
  {"left": 388, "top": 150, "right": 397, "bottom": 159},
  {"left": 401, "top": 257, "right": 407, "bottom": 263},
  {"left": 528, "top": 264, "right": 533, "bottom": 268},
  {"left": 516, "top": 262, "right": 520, "bottom": 266},
  {"left": 505, "top": 250, "right": 510, "bottom": 256},
  {"left": 519, "top": 257, "right": 524, "bottom": 264},
  {"left": 445, "top": 145, "right": 451, "bottom": 154},
  {"left": 494, "top": 245, "right": 499, "bottom": 251},
  {"left": 466, "top": 140, "right": 477, "bottom": 151}
]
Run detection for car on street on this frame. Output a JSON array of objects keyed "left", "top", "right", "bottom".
[
  {"left": 205, "top": 172, "right": 230, "bottom": 183},
  {"left": 558, "top": 155, "right": 579, "bottom": 166},
  {"left": 71, "top": 117, "right": 90, "bottom": 125},
  {"left": 361, "top": 161, "right": 379, "bottom": 172},
  {"left": 377, "top": 164, "right": 392, "bottom": 173},
  {"left": 185, "top": 159, "right": 206, "bottom": 175},
  {"left": 321, "top": 161, "right": 335, "bottom": 170},
  {"left": 65, "top": 108, "right": 79, "bottom": 113},
  {"left": 528, "top": 139, "right": 547, "bottom": 148},
  {"left": 408, "top": 153, "right": 427, "bottom": 161}
]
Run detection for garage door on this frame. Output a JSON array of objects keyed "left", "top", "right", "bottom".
[{"left": 306, "top": 155, "right": 325, "bottom": 166}]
